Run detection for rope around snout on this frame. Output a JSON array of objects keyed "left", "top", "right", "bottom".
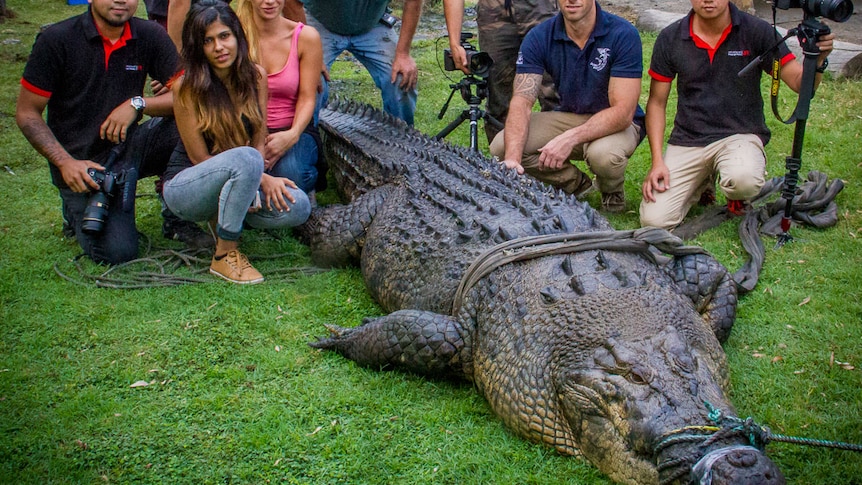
[{"left": 653, "top": 401, "right": 862, "bottom": 485}]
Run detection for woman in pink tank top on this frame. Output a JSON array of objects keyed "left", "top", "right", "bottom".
[{"left": 238, "top": 0, "right": 323, "bottom": 195}]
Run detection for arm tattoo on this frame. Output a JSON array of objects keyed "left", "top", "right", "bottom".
[{"left": 513, "top": 73, "right": 542, "bottom": 104}]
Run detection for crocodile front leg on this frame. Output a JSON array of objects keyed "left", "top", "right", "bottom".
[
  {"left": 295, "top": 185, "right": 394, "bottom": 267},
  {"left": 669, "top": 253, "right": 738, "bottom": 343},
  {"left": 309, "top": 309, "right": 471, "bottom": 379}
]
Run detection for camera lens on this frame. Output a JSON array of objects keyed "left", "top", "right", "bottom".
[
  {"left": 467, "top": 51, "right": 493, "bottom": 78},
  {"left": 81, "top": 192, "right": 110, "bottom": 235},
  {"left": 806, "top": 0, "right": 854, "bottom": 22}
]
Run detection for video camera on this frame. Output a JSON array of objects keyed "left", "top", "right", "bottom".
[
  {"left": 774, "top": 0, "right": 854, "bottom": 22},
  {"left": 444, "top": 32, "right": 493, "bottom": 78}
]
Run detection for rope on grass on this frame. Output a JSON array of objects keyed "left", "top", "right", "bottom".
[
  {"left": 54, "top": 232, "right": 325, "bottom": 289},
  {"left": 653, "top": 401, "right": 862, "bottom": 485},
  {"left": 671, "top": 170, "right": 844, "bottom": 293}
]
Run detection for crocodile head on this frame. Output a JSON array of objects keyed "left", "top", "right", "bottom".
[{"left": 554, "top": 325, "right": 784, "bottom": 485}]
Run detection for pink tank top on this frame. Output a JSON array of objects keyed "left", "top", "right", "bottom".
[{"left": 266, "top": 23, "right": 303, "bottom": 131}]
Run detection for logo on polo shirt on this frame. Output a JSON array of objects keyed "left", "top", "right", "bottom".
[
  {"left": 590, "top": 48, "right": 610, "bottom": 72},
  {"left": 728, "top": 50, "right": 751, "bottom": 57},
  {"left": 125, "top": 65, "right": 143, "bottom": 71}
]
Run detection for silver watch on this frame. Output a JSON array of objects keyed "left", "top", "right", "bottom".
[{"left": 130, "top": 96, "right": 146, "bottom": 112}]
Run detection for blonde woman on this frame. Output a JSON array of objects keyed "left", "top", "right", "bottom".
[{"left": 238, "top": 0, "right": 324, "bottom": 195}]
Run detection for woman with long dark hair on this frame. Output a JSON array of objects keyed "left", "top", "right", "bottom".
[{"left": 163, "top": 0, "right": 310, "bottom": 284}]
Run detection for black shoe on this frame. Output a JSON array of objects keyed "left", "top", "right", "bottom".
[
  {"left": 62, "top": 220, "right": 76, "bottom": 238},
  {"left": 163, "top": 218, "right": 215, "bottom": 249}
]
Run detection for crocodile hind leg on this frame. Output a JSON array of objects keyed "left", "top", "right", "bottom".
[
  {"left": 309, "top": 309, "right": 471, "bottom": 378},
  {"left": 669, "top": 253, "right": 738, "bottom": 343}
]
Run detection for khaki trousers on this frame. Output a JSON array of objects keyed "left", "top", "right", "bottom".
[
  {"left": 639, "top": 134, "right": 766, "bottom": 230},
  {"left": 489, "top": 111, "right": 640, "bottom": 195}
]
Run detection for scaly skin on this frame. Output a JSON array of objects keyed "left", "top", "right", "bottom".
[{"left": 301, "top": 101, "right": 781, "bottom": 484}]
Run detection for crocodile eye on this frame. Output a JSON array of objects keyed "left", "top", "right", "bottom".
[
  {"left": 627, "top": 366, "right": 652, "bottom": 385},
  {"left": 674, "top": 354, "right": 695, "bottom": 373}
]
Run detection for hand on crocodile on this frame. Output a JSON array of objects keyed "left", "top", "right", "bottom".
[{"left": 499, "top": 158, "right": 524, "bottom": 175}]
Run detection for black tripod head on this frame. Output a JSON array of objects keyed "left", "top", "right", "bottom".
[
  {"left": 437, "top": 75, "right": 489, "bottom": 120},
  {"left": 434, "top": 74, "right": 502, "bottom": 151}
]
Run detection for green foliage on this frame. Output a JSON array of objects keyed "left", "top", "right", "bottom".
[{"left": 1, "top": 3, "right": 860, "bottom": 484}]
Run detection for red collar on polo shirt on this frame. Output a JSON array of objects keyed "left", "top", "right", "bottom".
[
  {"left": 95, "top": 21, "right": 133, "bottom": 70},
  {"left": 689, "top": 17, "right": 733, "bottom": 64}
]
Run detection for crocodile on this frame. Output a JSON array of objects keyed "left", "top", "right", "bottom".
[{"left": 298, "top": 100, "right": 784, "bottom": 485}]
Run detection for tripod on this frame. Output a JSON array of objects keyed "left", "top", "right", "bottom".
[
  {"left": 433, "top": 75, "right": 503, "bottom": 152},
  {"left": 738, "top": 15, "right": 829, "bottom": 247}
]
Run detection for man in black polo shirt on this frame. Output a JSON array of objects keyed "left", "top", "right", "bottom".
[
  {"left": 639, "top": 0, "right": 835, "bottom": 230},
  {"left": 16, "top": 0, "right": 211, "bottom": 264}
]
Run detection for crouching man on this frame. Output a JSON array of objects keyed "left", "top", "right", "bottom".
[
  {"left": 16, "top": 0, "right": 212, "bottom": 264},
  {"left": 490, "top": 0, "right": 645, "bottom": 213}
]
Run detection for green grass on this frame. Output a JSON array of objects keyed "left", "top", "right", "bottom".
[{"left": 1, "top": 2, "right": 861, "bottom": 484}]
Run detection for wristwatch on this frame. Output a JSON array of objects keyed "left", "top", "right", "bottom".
[
  {"left": 815, "top": 58, "right": 829, "bottom": 74},
  {"left": 130, "top": 96, "right": 146, "bottom": 112}
]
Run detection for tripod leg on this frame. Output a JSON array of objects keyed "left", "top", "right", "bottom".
[
  {"left": 434, "top": 110, "right": 471, "bottom": 141},
  {"left": 776, "top": 50, "right": 820, "bottom": 248},
  {"left": 484, "top": 113, "right": 504, "bottom": 131},
  {"left": 469, "top": 106, "right": 481, "bottom": 152}
]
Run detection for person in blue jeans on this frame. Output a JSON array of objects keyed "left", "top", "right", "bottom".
[
  {"left": 163, "top": 0, "right": 310, "bottom": 284},
  {"left": 286, "top": 0, "right": 422, "bottom": 126},
  {"left": 237, "top": 0, "right": 324, "bottom": 195}
]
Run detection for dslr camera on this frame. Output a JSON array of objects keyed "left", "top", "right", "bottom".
[
  {"left": 444, "top": 32, "right": 493, "bottom": 78},
  {"left": 81, "top": 168, "right": 132, "bottom": 235},
  {"left": 775, "top": 0, "right": 854, "bottom": 22}
]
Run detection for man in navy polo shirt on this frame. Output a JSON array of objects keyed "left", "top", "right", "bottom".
[
  {"left": 490, "top": 0, "right": 644, "bottom": 213},
  {"left": 639, "top": 0, "right": 834, "bottom": 230},
  {"left": 16, "top": 0, "right": 211, "bottom": 264}
]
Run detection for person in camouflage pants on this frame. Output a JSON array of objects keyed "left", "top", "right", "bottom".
[{"left": 444, "top": 0, "right": 558, "bottom": 143}]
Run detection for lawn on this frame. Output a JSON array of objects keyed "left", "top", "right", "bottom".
[{"left": 0, "top": 1, "right": 860, "bottom": 484}]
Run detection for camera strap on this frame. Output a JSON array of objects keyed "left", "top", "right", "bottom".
[
  {"left": 121, "top": 168, "right": 138, "bottom": 213},
  {"left": 769, "top": 57, "right": 798, "bottom": 124}
]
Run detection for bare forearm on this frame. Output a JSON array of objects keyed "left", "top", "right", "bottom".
[
  {"left": 567, "top": 104, "right": 634, "bottom": 146},
  {"left": 396, "top": 0, "right": 423, "bottom": 57},
  {"left": 167, "top": 0, "right": 191, "bottom": 50},
  {"left": 443, "top": 0, "right": 464, "bottom": 43},
  {"left": 293, "top": 96, "right": 316, "bottom": 132},
  {"left": 143, "top": 92, "right": 174, "bottom": 118},
  {"left": 503, "top": 96, "right": 532, "bottom": 163},
  {"left": 645, "top": 103, "right": 667, "bottom": 165},
  {"left": 17, "top": 113, "right": 74, "bottom": 167}
]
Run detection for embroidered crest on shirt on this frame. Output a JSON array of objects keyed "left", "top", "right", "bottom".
[{"left": 590, "top": 48, "right": 610, "bottom": 72}]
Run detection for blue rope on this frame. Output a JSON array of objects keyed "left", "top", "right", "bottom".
[{"left": 703, "top": 401, "right": 862, "bottom": 452}]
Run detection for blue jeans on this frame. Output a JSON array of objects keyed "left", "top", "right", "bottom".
[
  {"left": 268, "top": 131, "right": 319, "bottom": 194},
  {"left": 163, "top": 147, "right": 311, "bottom": 241},
  {"left": 306, "top": 13, "right": 417, "bottom": 126}
]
